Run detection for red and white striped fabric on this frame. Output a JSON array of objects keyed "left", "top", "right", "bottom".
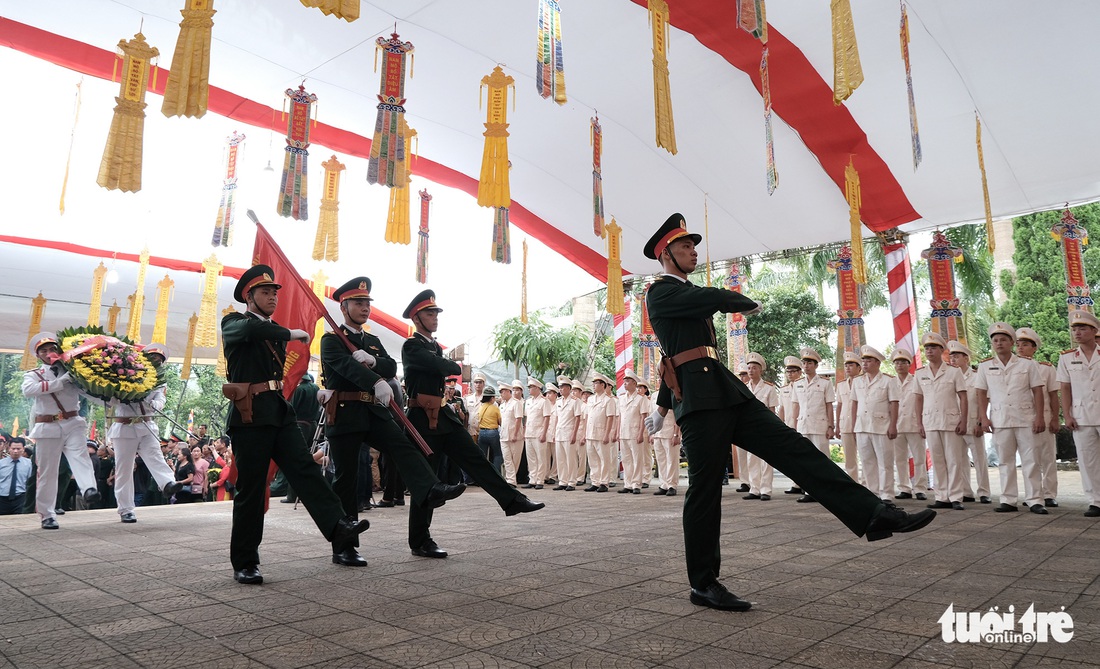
[
  {"left": 613, "top": 297, "right": 633, "bottom": 394},
  {"left": 883, "top": 241, "right": 920, "bottom": 370}
]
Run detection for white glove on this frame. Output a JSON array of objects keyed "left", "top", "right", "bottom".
[
  {"left": 644, "top": 411, "right": 665, "bottom": 436},
  {"left": 373, "top": 379, "right": 394, "bottom": 406},
  {"left": 743, "top": 301, "right": 763, "bottom": 317},
  {"left": 387, "top": 378, "right": 406, "bottom": 406},
  {"left": 352, "top": 349, "right": 376, "bottom": 367},
  {"left": 316, "top": 389, "right": 334, "bottom": 403},
  {"left": 288, "top": 328, "right": 310, "bottom": 344}
]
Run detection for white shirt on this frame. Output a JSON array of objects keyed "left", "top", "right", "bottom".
[
  {"left": 585, "top": 393, "right": 618, "bottom": 441},
  {"left": 1057, "top": 346, "right": 1100, "bottom": 426},
  {"left": 913, "top": 363, "right": 965, "bottom": 432},
  {"left": 554, "top": 396, "right": 583, "bottom": 441},
  {"left": 895, "top": 374, "right": 921, "bottom": 434},
  {"left": 851, "top": 372, "right": 900, "bottom": 435},
  {"left": 837, "top": 375, "right": 858, "bottom": 435},
  {"left": 617, "top": 390, "right": 648, "bottom": 440},
  {"left": 793, "top": 374, "right": 835, "bottom": 435},
  {"left": 107, "top": 386, "right": 167, "bottom": 440},
  {"left": 524, "top": 395, "right": 552, "bottom": 438},
  {"left": 973, "top": 354, "right": 1043, "bottom": 428},
  {"left": 747, "top": 379, "right": 779, "bottom": 409},
  {"left": 22, "top": 365, "right": 85, "bottom": 438}
]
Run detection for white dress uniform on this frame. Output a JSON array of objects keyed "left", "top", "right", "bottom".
[
  {"left": 794, "top": 374, "right": 835, "bottom": 455},
  {"left": 1033, "top": 360, "right": 1060, "bottom": 501},
  {"left": 1057, "top": 346, "right": 1100, "bottom": 511},
  {"left": 836, "top": 375, "right": 862, "bottom": 484},
  {"left": 545, "top": 397, "right": 559, "bottom": 482},
  {"left": 744, "top": 379, "right": 779, "bottom": 496},
  {"left": 21, "top": 365, "right": 98, "bottom": 521},
  {"left": 913, "top": 363, "right": 968, "bottom": 504},
  {"left": 107, "top": 387, "right": 178, "bottom": 517},
  {"left": 894, "top": 373, "right": 929, "bottom": 496},
  {"left": 958, "top": 365, "right": 991, "bottom": 499},
  {"left": 778, "top": 383, "right": 798, "bottom": 430},
  {"left": 575, "top": 394, "right": 590, "bottom": 484},
  {"left": 499, "top": 396, "right": 525, "bottom": 485},
  {"left": 651, "top": 396, "right": 680, "bottom": 492},
  {"left": 585, "top": 392, "right": 619, "bottom": 487},
  {"left": 973, "top": 354, "right": 1044, "bottom": 507},
  {"left": 524, "top": 393, "right": 553, "bottom": 485},
  {"left": 617, "top": 389, "right": 649, "bottom": 491},
  {"left": 852, "top": 372, "right": 901, "bottom": 501},
  {"left": 553, "top": 394, "right": 583, "bottom": 489}
]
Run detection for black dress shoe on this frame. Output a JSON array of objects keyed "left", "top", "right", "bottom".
[
  {"left": 784, "top": 487, "right": 802, "bottom": 495},
  {"left": 608, "top": 482, "right": 617, "bottom": 488},
  {"left": 951, "top": 501, "right": 965, "bottom": 511},
  {"left": 742, "top": 493, "right": 760, "bottom": 500},
  {"left": 1084, "top": 505, "right": 1100, "bottom": 517},
  {"left": 83, "top": 488, "right": 101, "bottom": 506},
  {"left": 332, "top": 547, "right": 368, "bottom": 567},
  {"left": 1029, "top": 504, "right": 1049, "bottom": 515},
  {"left": 689, "top": 582, "right": 752, "bottom": 611},
  {"left": 163, "top": 481, "right": 183, "bottom": 497},
  {"left": 534, "top": 484, "right": 544, "bottom": 490},
  {"left": 376, "top": 500, "right": 395, "bottom": 507},
  {"left": 641, "top": 483, "right": 649, "bottom": 488},
  {"left": 545, "top": 478, "right": 557, "bottom": 485},
  {"left": 120, "top": 512, "right": 138, "bottom": 523},
  {"left": 736, "top": 484, "right": 750, "bottom": 492},
  {"left": 596, "top": 485, "right": 608, "bottom": 493},
  {"left": 504, "top": 495, "right": 545, "bottom": 516},
  {"left": 927, "top": 500, "right": 953, "bottom": 509},
  {"left": 666, "top": 488, "right": 677, "bottom": 496},
  {"left": 411, "top": 540, "right": 448, "bottom": 559},
  {"left": 962, "top": 496, "right": 976, "bottom": 502},
  {"left": 895, "top": 492, "right": 913, "bottom": 500},
  {"left": 994, "top": 503, "right": 1018, "bottom": 513},
  {"left": 721, "top": 478, "right": 729, "bottom": 486},
  {"left": 394, "top": 498, "right": 406, "bottom": 506},
  {"left": 632, "top": 488, "right": 641, "bottom": 495},
  {"left": 980, "top": 496, "right": 992, "bottom": 504},
  {"left": 54, "top": 508, "right": 65, "bottom": 515},
  {"left": 796, "top": 495, "right": 816, "bottom": 503},
  {"left": 553, "top": 485, "right": 567, "bottom": 491},
  {"left": 865, "top": 503, "right": 937, "bottom": 541},
  {"left": 565, "top": 486, "right": 575, "bottom": 491},
  {"left": 915, "top": 492, "right": 927, "bottom": 501},
  {"left": 583, "top": 485, "right": 599, "bottom": 492},
  {"left": 521, "top": 484, "right": 535, "bottom": 489},
  {"left": 427, "top": 482, "right": 466, "bottom": 508},
  {"left": 234, "top": 567, "right": 263, "bottom": 584},
  {"left": 759, "top": 494, "right": 771, "bottom": 501},
  {"left": 41, "top": 518, "right": 59, "bottom": 530},
  {"left": 653, "top": 488, "right": 668, "bottom": 496},
  {"left": 331, "top": 516, "right": 370, "bottom": 554},
  {"left": 279, "top": 498, "right": 295, "bottom": 503},
  {"left": 1044, "top": 498, "right": 1059, "bottom": 508},
  {"left": 618, "top": 487, "right": 632, "bottom": 494}
]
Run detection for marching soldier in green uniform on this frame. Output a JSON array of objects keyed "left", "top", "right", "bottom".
[
  {"left": 221, "top": 265, "right": 369, "bottom": 584},
  {"left": 641, "top": 214, "right": 936, "bottom": 612},
  {"left": 402, "top": 289, "right": 544, "bottom": 558},
  {"left": 320, "top": 277, "right": 466, "bottom": 565}
]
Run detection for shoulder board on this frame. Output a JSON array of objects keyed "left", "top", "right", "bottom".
[
  {"left": 979, "top": 357, "right": 993, "bottom": 363},
  {"left": 1062, "top": 348, "right": 1076, "bottom": 355},
  {"left": 764, "top": 381, "right": 775, "bottom": 386},
  {"left": 1039, "top": 361, "right": 1053, "bottom": 366}
]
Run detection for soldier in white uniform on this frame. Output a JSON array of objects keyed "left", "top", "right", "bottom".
[
  {"left": 583, "top": 374, "right": 618, "bottom": 492},
  {"left": 974, "top": 322, "right": 1048, "bottom": 514},
  {"left": 742, "top": 352, "right": 779, "bottom": 501},
  {"left": 523, "top": 377, "right": 552, "bottom": 489},
  {"left": 544, "top": 383, "right": 560, "bottom": 485},
  {"left": 107, "top": 343, "right": 184, "bottom": 522},
  {"left": 732, "top": 363, "right": 752, "bottom": 493},
  {"left": 552, "top": 377, "right": 582, "bottom": 491},
  {"left": 21, "top": 333, "right": 101, "bottom": 529},
  {"left": 617, "top": 369, "right": 650, "bottom": 494},
  {"left": 948, "top": 340, "right": 991, "bottom": 504},
  {"left": 850, "top": 346, "right": 900, "bottom": 501},
  {"left": 1057, "top": 310, "right": 1100, "bottom": 517},
  {"left": 792, "top": 347, "right": 836, "bottom": 503},
  {"left": 650, "top": 381, "right": 681, "bottom": 495},
  {"left": 499, "top": 382, "right": 525, "bottom": 486},
  {"left": 1016, "top": 327, "right": 1061, "bottom": 508},
  {"left": 778, "top": 356, "right": 804, "bottom": 496},
  {"left": 575, "top": 384, "right": 592, "bottom": 486},
  {"left": 912, "top": 333, "right": 968, "bottom": 510},
  {"left": 891, "top": 348, "right": 928, "bottom": 501},
  {"left": 465, "top": 372, "right": 487, "bottom": 440},
  {"left": 835, "top": 351, "right": 864, "bottom": 485}
]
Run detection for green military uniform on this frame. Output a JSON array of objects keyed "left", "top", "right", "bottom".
[
  {"left": 279, "top": 374, "right": 322, "bottom": 502},
  {"left": 221, "top": 266, "right": 352, "bottom": 574},
  {"left": 645, "top": 217, "right": 884, "bottom": 594}
]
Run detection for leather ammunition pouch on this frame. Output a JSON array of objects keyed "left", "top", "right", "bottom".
[
  {"left": 413, "top": 394, "right": 444, "bottom": 431},
  {"left": 222, "top": 380, "right": 283, "bottom": 424}
]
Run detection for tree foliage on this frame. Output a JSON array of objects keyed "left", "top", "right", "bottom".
[{"left": 491, "top": 316, "right": 591, "bottom": 381}]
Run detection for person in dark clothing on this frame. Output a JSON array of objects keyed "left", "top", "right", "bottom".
[{"left": 280, "top": 373, "right": 323, "bottom": 504}]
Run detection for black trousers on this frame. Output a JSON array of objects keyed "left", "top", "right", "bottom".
[
  {"left": 328, "top": 418, "right": 440, "bottom": 548},
  {"left": 678, "top": 398, "right": 882, "bottom": 590},
  {"left": 0, "top": 494, "right": 26, "bottom": 515},
  {"left": 228, "top": 408, "right": 346, "bottom": 570},
  {"left": 408, "top": 427, "right": 520, "bottom": 549}
]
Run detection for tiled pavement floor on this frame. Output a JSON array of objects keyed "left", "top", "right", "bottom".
[{"left": 1, "top": 469, "right": 1097, "bottom": 668}]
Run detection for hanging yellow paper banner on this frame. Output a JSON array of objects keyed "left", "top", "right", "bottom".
[
  {"left": 106, "top": 299, "right": 122, "bottom": 333},
  {"left": 314, "top": 156, "right": 344, "bottom": 260},
  {"left": 196, "top": 254, "right": 222, "bottom": 347},
  {"left": 310, "top": 270, "right": 328, "bottom": 359},
  {"left": 152, "top": 273, "right": 175, "bottom": 344},
  {"left": 161, "top": 0, "right": 216, "bottom": 119},
  {"left": 845, "top": 157, "right": 867, "bottom": 284},
  {"left": 97, "top": 32, "right": 159, "bottom": 192},
  {"left": 648, "top": 0, "right": 677, "bottom": 154},
  {"left": 181, "top": 313, "right": 198, "bottom": 380},
  {"left": 976, "top": 113, "right": 996, "bottom": 253},
  {"left": 20, "top": 293, "right": 48, "bottom": 371},
  {"left": 606, "top": 218, "right": 624, "bottom": 315},
  {"left": 127, "top": 247, "right": 150, "bottom": 342},
  {"left": 88, "top": 262, "right": 107, "bottom": 326},
  {"left": 477, "top": 67, "right": 515, "bottom": 208},
  {"left": 831, "top": 0, "right": 864, "bottom": 104}
]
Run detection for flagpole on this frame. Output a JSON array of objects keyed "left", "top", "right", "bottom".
[{"left": 246, "top": 210, "right": 432, "bottom": 456}]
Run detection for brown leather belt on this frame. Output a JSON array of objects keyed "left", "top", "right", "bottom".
[
  {"left": 113, "top": 417, "right": 152, "bottom": 425},
  {"left": 249, "top": 380, "right": 283, "bottom": 394},
  {"left": 659, "top": 346, "right": 720, "bottom": 402},
  {"left": 335, "top": 390, "right": 375, "bottom": 403},
  {"left": 35, "top": 411, "right": 79, "bottom": 422}
]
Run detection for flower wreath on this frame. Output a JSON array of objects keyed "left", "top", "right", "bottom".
[{"left": 57, "top": 326, "right": 166, "bottom": 402}]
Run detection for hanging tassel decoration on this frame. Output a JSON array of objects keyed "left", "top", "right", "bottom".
[
  {"left": 152, "top": 273, "right": 174, "bottom": 344},
  {"left": 591, "top": 115, "right": 606, "bottom": 238},
  {"left": 181, "top": 313, "right": 198, "bottom": 380},
  {"left": 491, "top": 207, "right": 512, "bottom": 264},
  {"left": 97, "top": 32, "right": 159, "bottom": 192},
  {"left": 478, "top": 67, "right": 516, "bottom": 208},
  {"left": 762, "top": 46, "right": 778, "bottom": 194},
  {"left": 845, "top": 157, "right": 867, "bottom": 284},
  {"left": 60, "top": 81, "right": 82, "bottom": 214},
  {"left": 276, "top": 83, "right": 318, "bottom": 220},
  {"left": 107, "top": 300, "right": 122, "bottom": 333},
  {"left": 367, "top": 32, "right": 414, "bottom": 188},
  {"left": 19, "top": 293, "right": 47, "bottom": 371},
  {"left": 605, "top": 218, "right": 624, "bottom": 315},
  {"left": 416, "top": 189, "right": 431, "bottom": 283},
  {"left": 975, "top": 113, "right": 996, "bottom": 253},
  {"left": 127, "top": 247, "right": 151, "bottom": 342},
  {"left": 300, "top": 0, "right": 360, "bottom": 22},
  {"left": 313, "top": 155, "right": 345, "bottom": 260},
  {"left": 196, "top": 254, "right": 222, "bottom": 346},
  {"left": 216, "top": 304, "right": 235, "bottom": 377},
  {"left": 88, "top": 262, "right": 108, "bottom": 326},
  {"left": 385, "top": 119, "right": 417, "bottom": 245},
  {"left": 738, "top": 0, "right": 768, "bottom": 41},
  {"left": 521, "top": 240, "right": 529, "bottom": 323},
  {"left": 124, "top": 293, "right": 138, "bottom": 341},
  {"left": 161, "top": 0, "right": 216, "bottom": 118},
  {"left": 647, "top": 0, "right": 677, "bottom": 154},
  {"left": 309, "top": 270, "right": 329, "bottom": 359},
  {"left": 212, "top": 131, "right": 245, "bottom": 247},
  {"left": 900, "top": 2, "right": 922, "bottom": 170},
  {"left": 831, "top": 0, "right": 864, "bottom": 105},
  {"left": 536, "top": 0, "right": 567, "bottom": 104}
]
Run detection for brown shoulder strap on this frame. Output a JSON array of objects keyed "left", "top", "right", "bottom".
[{"left": 34, "top": 369, "right": 68, "bottom": 414}]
